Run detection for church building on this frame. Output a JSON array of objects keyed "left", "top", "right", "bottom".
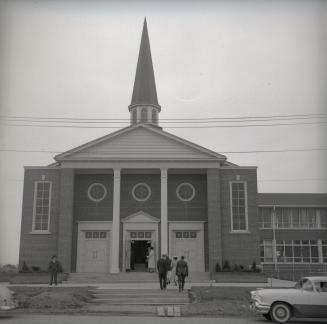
[{"left": 19, "top": 19, "right": 326, "bottom": 274}]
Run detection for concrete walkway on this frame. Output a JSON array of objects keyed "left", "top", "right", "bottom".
[{"left": 3, "top": 278, "right": 295, "bottom": 288}]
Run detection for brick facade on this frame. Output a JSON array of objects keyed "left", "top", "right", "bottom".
[{"left": 19, "top": 168, "right": 60, "bottom": 271}]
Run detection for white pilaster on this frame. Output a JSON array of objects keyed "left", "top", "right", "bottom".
[
  {"left": 160, "top": 168, "right": 168, "bottom": 255},
  {"left": 111, "top": 168, "right": 121, "bottom": 273}
]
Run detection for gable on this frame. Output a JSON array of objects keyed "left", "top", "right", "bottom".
[
  {"left": 121, "top": 211, "right": 160, "bottom": 223},
  {"left": 55, "top": 125, "right": 226, "bottom": 162}
]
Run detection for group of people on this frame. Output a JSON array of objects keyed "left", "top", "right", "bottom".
[{"left": 157, "top": 254, "right": 188, "bottom": 292}]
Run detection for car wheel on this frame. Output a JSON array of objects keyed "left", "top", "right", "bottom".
[
  {"left": 263, "top": 313, "right": 272, "bottom": 321},
  {"left": 270, "top": 302, "right": 292, "bottom": 323}
]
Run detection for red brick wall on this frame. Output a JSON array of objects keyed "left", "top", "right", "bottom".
[
  {"left": 19, "top": 168, "right": 60, "bottom": 271},
  {"left": 220, "top": 168, "right": 260, "bottom": 267}
]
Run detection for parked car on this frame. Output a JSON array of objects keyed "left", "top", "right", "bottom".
[{"left": 250, "top": 276, "right": 327, "bottom": 323}]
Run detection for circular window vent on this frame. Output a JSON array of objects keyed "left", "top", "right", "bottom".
[
  {"left": 87, "top": 183, "right": 107, "bottom": 202},
  {"left": 176, "top": 182, "right": 195, "bottom": 202},
  {"left": 132, "top": 183, "right": 151, "bottom": 202}
]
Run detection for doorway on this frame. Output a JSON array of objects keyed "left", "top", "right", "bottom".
[{"left": 131, "top": 240, "right": 151, "bottom": 272}]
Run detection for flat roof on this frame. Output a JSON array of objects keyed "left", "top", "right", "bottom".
[{"left": 258, "top": 193, "right": 327, "bottom": 207}]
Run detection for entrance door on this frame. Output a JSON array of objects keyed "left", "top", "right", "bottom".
[
  {"left": 131, "top": 240, "right": 151, "bottom": 272},
  {"left": 81, "top": 231, "right": 109, "bottom": 272}
]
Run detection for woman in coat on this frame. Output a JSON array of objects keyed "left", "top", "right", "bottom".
[{"left": 147, "top": 246, "right": 155, "bottom": 272}]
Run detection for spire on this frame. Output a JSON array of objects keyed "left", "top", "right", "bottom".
[{"left": 129, "top": 18, "right": 160, "bottom": 111}]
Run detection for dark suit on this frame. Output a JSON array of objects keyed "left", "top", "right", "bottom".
[
  {"left": 176, "top": 259, "right": 188, "bottom": 291},
  {"left": 157, "top": 257, "right": 167, "bottom": 290},
  {"left": 48, "top": 260, "right": 62, "bottom": 285}
]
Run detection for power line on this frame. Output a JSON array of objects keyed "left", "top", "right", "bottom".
[
  {"left": 1, "top": 148, "right": 326, "bottom": 154},
  {"left": 1, "top": 112, "right": 326, "bottom": 121},
  {"left": 1, "top": 116, "right": 327, "bottom": 124},
  {"left": 1, "top": 121, "right": 327, "bottom": 128}
]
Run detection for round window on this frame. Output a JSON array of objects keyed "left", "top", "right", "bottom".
[
  {"left": 176, "top": 182, "right": 195, "bottom": 202},
  {"left": 132, "top": 183, "right": 151, "bottom": 202},
  {"left": 87, "top": 183, "right": 107, "bottom": 202}
]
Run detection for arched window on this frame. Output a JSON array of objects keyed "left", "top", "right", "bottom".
[
  {"left": 152, "top": 109, "right": 158, "bottom": 124},
  {"left": 132, "top": 109, "right": 137, "bottom": 124},
  {"left": 141, "top": 108, "right": 147, "bottom": 122}
]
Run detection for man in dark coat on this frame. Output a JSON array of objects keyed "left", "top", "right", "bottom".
[
  {"left": 176, "top": 256, "right": 188, "bottom": 292},
  {"left": 157, "top": 254, "right": 168, "bottom": 290},
  {"left": 48, "top": 255, "right": 62, "bottom": 286}
]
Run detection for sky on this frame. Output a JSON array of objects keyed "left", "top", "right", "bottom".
[{"left": 0, "top": 0, "right": 327, "bottom": 265}]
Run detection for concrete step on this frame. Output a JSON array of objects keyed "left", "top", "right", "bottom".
[
  {"left": 66, "top": 271, "right": 210, "bottom": 284},
  {"left": 89, "top": 287, "right": 189, "bottom": 306}
]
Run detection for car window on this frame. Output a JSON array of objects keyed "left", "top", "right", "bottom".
[
  {"left": 320, "top": 281, "right": 327, "bottom": 292},
  {"left": 302, "top": 279, "right": 313, "bottom": 291}
]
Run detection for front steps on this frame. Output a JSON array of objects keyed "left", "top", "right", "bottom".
[
  {"left": 89, "top": 288, "right": 189, "bottom": 306},
  {"left": 67, "top": 271, "right": 210, "bottom": 284}
]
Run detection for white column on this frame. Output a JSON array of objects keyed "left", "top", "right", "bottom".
[
  {"left": 111, "top": 168, "right": 121, "bottom": 273},
  {"left": 161, "top": 168, "right": 168, "bottom": 255}
]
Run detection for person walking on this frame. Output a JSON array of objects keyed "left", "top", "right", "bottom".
[
  {"left": 165, "top": 255, "right": 172, "bottom": 285},
  {"left": 157, "top": 254, "right": 168, "bottom": 290},
  {"left": 147, "top": 246, "right": 155, "bottom": 273},
  {"left": 176, "top": 256, "right": 188, "bottom": 292},
  {"left": 48, "top": 255, "right": 62, "bottom": 286},
  {"left": 170, "top": 256, "right": 178, "bottom": 286}
]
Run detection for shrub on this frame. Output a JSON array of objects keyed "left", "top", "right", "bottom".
[
  {"left": 222, "top": 260, "right": 231, "bottom": 271},
  {"left": 20, "top": 261, "right": 30, "bottom": 273},
  {"left": 232, "top": 264, "right": 240, "bottom": 272},
  {"left": 251, "top": 261, "right": 257, "bottom": 272},
  {"left": 215, "top": 263, "right": 221, "bottom": 272},
  {"left": 31, "top": 266, "right": 40, "bottom": 272}
]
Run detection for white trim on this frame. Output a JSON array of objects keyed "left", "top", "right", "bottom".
[
  {"left": 229, "top": 181, "right": 249, "bottom": 232},
  {"left": 54, "top": 124, "right": 226, "bottom": 162},
  {"left": 132, "top": 183, "right": 151, "bottom": 202},
  {"left": 122, "top": 213, "right": 159, "bottom": 272},
  {"left": 29, "top": 231, "right": 51, "bottom": 235},
  {"left": 32, "top": 181, "right": 52, "bottom": 232},
  {"left": 176, "top": 182, "right": 196, "bottom": 202},
  {"left": 87, "top": 182, "right": 107, "bottom": 202}
]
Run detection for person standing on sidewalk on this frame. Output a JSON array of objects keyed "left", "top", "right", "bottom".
[
  {"left": 176, "top": 256, "right": 188, "bottom": 292},
  {"left": 48, "top": 255, "right": 62, "bottom": 286},
  {"left": 157, "top": 254, "right": 168, "bottom": 290}
]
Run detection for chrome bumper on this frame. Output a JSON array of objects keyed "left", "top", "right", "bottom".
[{"left": 250, "top": 301, "right": 270, "bottom": 315}]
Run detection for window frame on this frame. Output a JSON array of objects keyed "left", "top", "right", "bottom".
[
  {"left": 229, "top": 181, "right": 249, "bottom": 233},
  {"left": 31, "top": 181, "right": 52, "bottom": 233}
]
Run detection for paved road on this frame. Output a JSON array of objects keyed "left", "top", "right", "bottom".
[{"left": 0, "top": 314, "right": 326, "bottom": 324}]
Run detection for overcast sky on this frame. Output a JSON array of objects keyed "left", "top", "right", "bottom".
[{"left": 0, "top": 0, "right": 327, "bottom": 265}]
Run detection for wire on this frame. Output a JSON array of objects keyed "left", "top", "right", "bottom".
[
  {"left": 1, "top": 121, "right": 327, "bottom": 128},
  {"left": 1, "top": 148, "right": 326, "bottom": 154},
  {"left": 1, "top": 112, "right": 326, "bottom": 121}
]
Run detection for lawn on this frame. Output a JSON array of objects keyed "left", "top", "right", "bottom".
[
  {"left": 9, "top": 286, "right": 94, "bottom": 312},
  {"left": 182, "top": 286, "right": 256, "bottom": 316}
]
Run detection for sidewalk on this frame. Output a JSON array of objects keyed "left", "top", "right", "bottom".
[{"left": 3, "top": 278, "right": 295, "bottom": 289}]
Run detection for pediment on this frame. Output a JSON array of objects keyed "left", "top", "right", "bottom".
[
  {"left": 121, "top": 211, "right": 160, "bottom": 223},
  {"left": 55, "top": 124, "right": 226, "bottom": 162}
]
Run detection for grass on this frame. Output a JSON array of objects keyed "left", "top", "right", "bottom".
[
  {"left": 182, "top": 286, "right": 256, "bottom": 316},
  {"left": 9, "top": 286, "right": 94, "bottom": 312},
  {"left": 0, "top": 272, "right": 16, "bottom": 283}
]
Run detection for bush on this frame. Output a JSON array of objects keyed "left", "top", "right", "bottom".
[
  {"left": 215, "top": 263, "right": 221, "bottom": 272},
  {"left": 31, "top": 266, "right": 41, "bottom": 272},
  {"left": 222, "top": 260, "right": 231, "bottom": 271},
  {"left": 0, "top": 264, "right": 17, "bottom": 273},
  {"left": 232, "top": 264, "right": 240, "bottom": 272},
  {"left": 20, "top": 261, "right": 30, "bottom": 273}
]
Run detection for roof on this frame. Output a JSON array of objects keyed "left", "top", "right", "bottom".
[
  {"left": 258, "top": 193, "right": 327, "bottom": 206},
  {"left": 54, "top": 123, "right": 229, "bottom": 162},
  {"left": 129, "top": 18, "right": 160, "bottom": 109}
]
